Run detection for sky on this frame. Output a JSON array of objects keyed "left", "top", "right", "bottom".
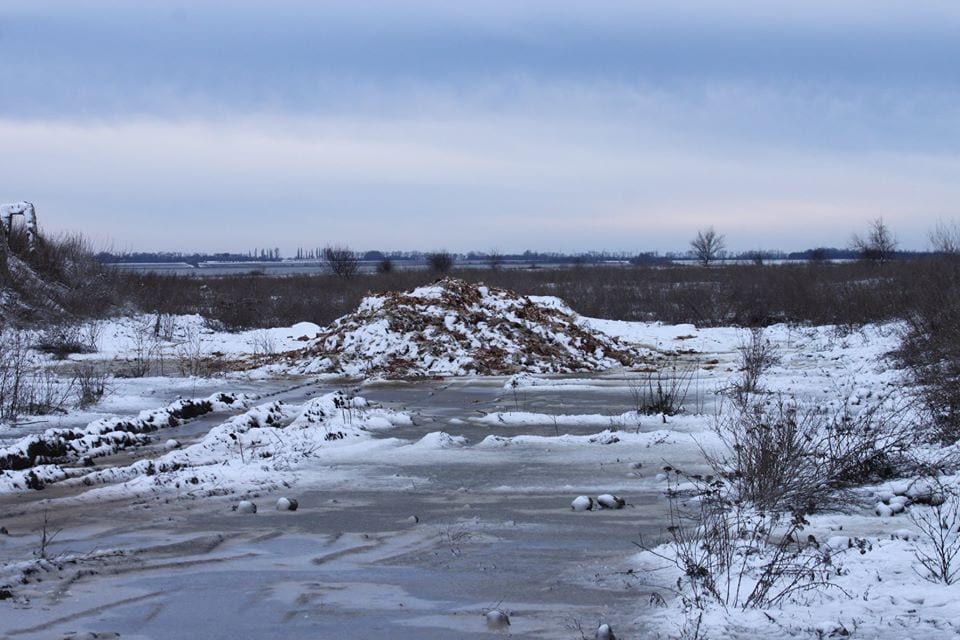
[{"left": 1, "top": 1, "right": 959, "bottom": 255}]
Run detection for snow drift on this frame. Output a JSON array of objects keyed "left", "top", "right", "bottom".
[{"left": 294, "top": 278, "right": 645, "bottom": 378}]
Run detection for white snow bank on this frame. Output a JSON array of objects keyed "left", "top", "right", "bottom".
[
  {"left": 61, "top": 391, "right": 411, "bottom": 500},
  {"left": 0, "top": 392, "right": 252, "bottom": 491}
]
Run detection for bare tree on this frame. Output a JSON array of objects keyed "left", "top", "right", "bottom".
[
  {"left": 851, "top": 218, "right": 897, "bottom": 264},
  {"left": 930, "top": 219, "right": 960, "bottom": 256},
  {"left": 376, "top": 256, "right": 394, "bottom": 274},
  {"left": 322, "top": 245, "right": 359, "bottom": 278},
  {"left": 690, "top": 227, "right": 726, "bottom": 266},
  {"left": 487, "top": 250, "right": 504, "bottom": 271},
  {"left": 427, "top": 251, "right": 455, "bottom": 273}
]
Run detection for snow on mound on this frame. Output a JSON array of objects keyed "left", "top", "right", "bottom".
[
  {"left": 295, "top": 278, "right": 645, "bottom": 378},
  {"left": 0, "top": 252, "right": 69, "bottom": 321}
]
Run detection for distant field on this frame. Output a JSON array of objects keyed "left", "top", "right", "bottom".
[{"left": 113, "top": 259, "right": 948, "bottom": 330}]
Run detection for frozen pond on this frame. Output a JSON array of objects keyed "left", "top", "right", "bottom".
[{"left": 0, "top": 377, "right": 694, "bottom": 639}]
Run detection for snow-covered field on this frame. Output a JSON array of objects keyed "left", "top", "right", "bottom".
[{"left": 0, "top": 282, "right": 956, "bottom": 639}]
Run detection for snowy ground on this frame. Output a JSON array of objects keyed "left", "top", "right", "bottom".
[{"left": 0, "top": 305, "right": 953, "bottom": 639}]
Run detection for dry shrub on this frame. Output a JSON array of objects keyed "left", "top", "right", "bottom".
[
  {"left": 427, "top": 251, "right": 455, "bottom": 273},
  {"left": 910, "top": 479, "right": 960, "bottom": 585},
  {"left": 638, "top": 470, "right": 837, "bottom": 611},
  {"left": 729, "top": 327, "right": 780, "bottom": 403},
  {"left": 109, "top": 261, "right": 926, "bottom": 331},
  {"left": 322, "top": 245, "right": 359, "bottom": 279},
  {"left": 627, "top": 363, "right": 698, "bottom": 418},
  {"left": 709, "top": 396, "right": 916, "bottom": 514},
  {"left": 896, "top": 257, "right": 960, "bottom": 443},
  {"left": 73, "top": 363, "right": 108, "bottom": 408}
]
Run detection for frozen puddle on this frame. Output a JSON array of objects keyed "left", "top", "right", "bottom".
[{"left": 0, "top": 379, "right": 696, "bottom": 639}]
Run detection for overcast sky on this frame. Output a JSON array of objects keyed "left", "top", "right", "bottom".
[{"left": 1, "top": 1, "right": 958, "bottom": 254}]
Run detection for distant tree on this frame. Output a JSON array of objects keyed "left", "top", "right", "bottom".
[
  {"left": 808, "top": 247, "right": 830, "bottom": 263},
  {"left": 322, "top": 245, "right": 359, "bottom": 278},
  {"left": 930, "top": 219, "right": 960, "bottom": 256},
  {"left": 376, "top": 256, "right": 394, "bottom": 274},
  {"left": 690, "top": 227, "right": 726, "bottom": 266},
  {"left": 851, "top": 218, "right": 897, "bottom": 264},
  {"left": 487, "top": 250, "right": 504, "bottom": 271},
  {"left": 427, "top": 251, "right": 455, "bottom": 273}
]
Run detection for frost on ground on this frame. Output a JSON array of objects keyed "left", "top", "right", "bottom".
[{"left": 293, "top": 277, "right": 650, "bottom": 377}]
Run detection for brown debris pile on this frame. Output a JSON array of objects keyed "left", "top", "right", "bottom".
[{"left": 296, "top": 278, "right": 645, "bottom": 378}]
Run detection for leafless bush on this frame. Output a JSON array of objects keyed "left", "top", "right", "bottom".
[
  {"left": 33, "top": 323, "right": 95, "bottom": 359},
  {"left": 896, "top": 258, "right": 960, "bottom": 443},
  {"left": 80, "top": 321, "right": 104, "bottom": 352},
  {"left": 124, "top": 319, "right": 160, "bottom": 377},
  {"left": 36, "top": 509, "right": 62, "bottom": 560},
  {"left": 72, "top": 363, "right": 108, "bottom": 408},
  {"left": 930, "top": 219, "right": 960, "bottom": 255},
  {"left": 627, "top": 363, "right": 697, "bottom": 419},
  {"left": 0, "top": 329, "right": 36, "bottom": 420},
  {"left": 427, "top": 251, "right": 455, "bottom": 273},
  {"left": 249, "top": 329, "right": 276, "bottom": 357},
  {"left": 709, "top": 396, "right": 915, "bottom": 513},
  {"left": 637, "top": 471, "right": 836, "bottom": 610},
  {"left": 322, "top": 245, "right": 359, "bottom": 279},
  {"left": 176, "top": 324, "right": 206, "bottom": 377},
  {"left": 376, "top": 256, "right": 394, "bottom": 274},
  {"left": 0, "top": 329, "right": 107, "bottom": 419},
  {"left": 154, "top": 313, "right": 179, "bottom": 340},
  {"left": 727, "top": 328, "right": 780, "bottom": 405},
  {"left": 851, "top": 217, "right": 897, "bottom": 264},
  {"left": 21, "top": 367, "right": 74, "bottom": 416},
  {"left": 910, "top": 479, "right": 960, "bottom": 585}
]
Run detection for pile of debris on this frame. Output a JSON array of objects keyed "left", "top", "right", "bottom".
[{"left": 295, "top": 278, "right": 645, "bottom": 378}]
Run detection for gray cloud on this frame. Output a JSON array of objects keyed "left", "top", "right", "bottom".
[{"left": 1, "top": 1, "right": 958, "bottom": 252}]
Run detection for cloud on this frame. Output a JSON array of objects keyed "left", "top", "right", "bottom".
[
  {"left": 3, "top": 0, "right": 959, "bottom": 120},
  {"left": 1, "top": 1, "right": 958, "bottom": 252},
  {"left": 2, "top": 111, "right": 957, "bottom": 253}
]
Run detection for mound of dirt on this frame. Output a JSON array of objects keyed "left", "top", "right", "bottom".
[
  {"left": 295, "top": 277, "right": 646, "bottom": 378},
  {"left": 0, "top": 253, "right": 69, "bottom": 321}
]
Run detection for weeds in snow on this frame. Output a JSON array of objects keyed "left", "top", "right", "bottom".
[
  {"left": 72, "top": 363, "right": 108, "bottom": 408},
  {"left": 175, "top": 324, "right": 206, "bottom": 377},
  {"left": 726, "top": 327, "right": 780, "bottom": 406},
  {"left": 0, "top": 329, "right": 79, "bottom": 420},
  {"left": 36, "top": 509, "right": 62, "bottom": 560},
  {"left": 708, "top": 394, "right": 916, "bottom": 513},
  {"left": 910, "top": 478, "right": 960, "bottom": 585},
  {"left": 637, "top": 470, "right": 841, "bottom": 611},
  {"left": 627, "top": 362, "right": 697, "bottom": 421},
  {"left": 249, "top": 329, "right": 277, "bottom": 358}
]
